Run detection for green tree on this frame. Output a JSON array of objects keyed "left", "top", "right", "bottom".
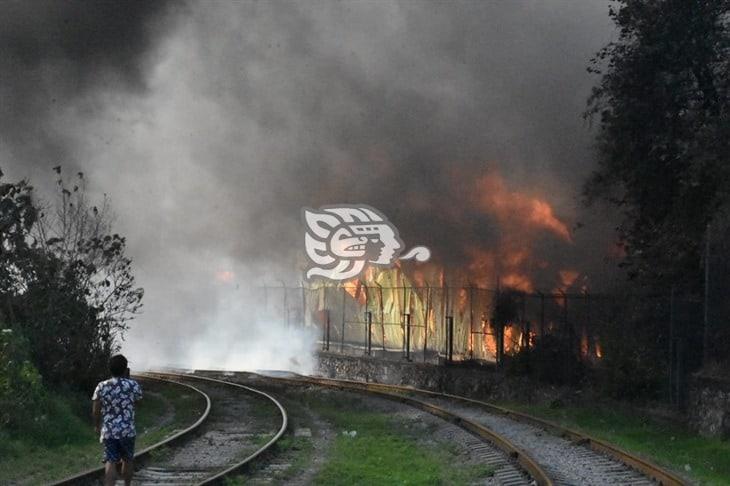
[
  {"left": 34, "top": 170, "right": 144, "bottom": 346},
  {"left": 585, "top": 0, "right": 730, "bottom": 290},
  {"left": 0, "top": 169, "right": 37, "bottom": 322},
  {"left": 0, "top": 168, "right": 143, "bottom": 391}
]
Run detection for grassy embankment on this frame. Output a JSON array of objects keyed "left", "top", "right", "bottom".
[
  {"left": 312, "top": 402, "right": 494, "bottom": 485},
  {"left": 227, "top": 390, "right": 495, "bottom": 486},
  {"left": 0, "top": 379, "right": 206, "bottom": 485},
  {"left": 501, "top": 401, "right": 730, "bottom": 486}
]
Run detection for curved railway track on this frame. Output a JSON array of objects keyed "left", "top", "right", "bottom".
[
  {"left": 199, "top": 370, "right": 687, "bottom": 486},
  {"left": 55, "top": 369, "right": 688, "bottom": 485},
  {"left": 351, "top": 379, "right": 688, "bottom": 486},
  {"left": 197, "top": 370, "right": 552, "bottom": 486},
  {"left": 53, "top": 373, "right": 287, "bottom": 486}
]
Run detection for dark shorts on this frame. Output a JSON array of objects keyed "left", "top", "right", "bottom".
[{"left": 102, "top": 436, "right": 136, "bottom": 463}]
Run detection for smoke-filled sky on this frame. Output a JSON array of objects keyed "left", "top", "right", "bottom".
[{"left": 1, "top": 1, "right": 620, "bottom": 370}]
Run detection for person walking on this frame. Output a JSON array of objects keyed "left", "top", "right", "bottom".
[{"left": 92, "top": 354, "right": 143, "bottom": 486}]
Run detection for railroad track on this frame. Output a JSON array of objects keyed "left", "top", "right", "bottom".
[
  {"left": 198, "top": 370, "right": 687, "bottom": 486},
  {"left": 355, "top": 381, "right": 688, "bottom": 486},
  {"left": 196, "top": 370, "right": 552, "bottom": 486},
  {"left": 55, "top": 369, "right": 687, "bottom": 485},
  {"left": 53, "top": 373, "right": 287, "bottom": 486}
]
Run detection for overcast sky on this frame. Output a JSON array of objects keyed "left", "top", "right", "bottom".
[{"left": 0, "top": 1, "right": 618, "bottom": 369}]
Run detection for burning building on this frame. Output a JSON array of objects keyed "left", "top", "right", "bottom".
[{"left": 260, "top": 168, "right": 604, "bottom": 365}]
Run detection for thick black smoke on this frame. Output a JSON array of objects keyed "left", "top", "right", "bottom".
[
  {"left": 0, "top": 1, "right": 620, "bottom": 369},
  {"left": 1, "top": 0, "right": 175, "bottom": 176}
]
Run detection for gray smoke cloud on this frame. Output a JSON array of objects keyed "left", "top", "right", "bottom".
[{"left": 1, "top": 1, "right": 619, "bottom": 371}]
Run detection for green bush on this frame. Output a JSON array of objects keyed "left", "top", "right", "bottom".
[
  {"left": 0, "top": 327, "right": 46, "bottom": 432},
  {"left": 1, "top": 327, "right": 93, "bottom": 459},
  {"left": 504, "top": 333, "right": 585, "bottom": 386}
]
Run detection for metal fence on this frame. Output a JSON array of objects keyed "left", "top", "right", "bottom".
[{"left": 256, "top": 282, "right": 720, "bottom": 404}]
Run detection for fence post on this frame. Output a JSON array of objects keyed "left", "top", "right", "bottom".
[
  {"left": 524, "top": 320, "right": 531, "bottom": 371},
  {"left": 404, "top": 313, "right": 411, "bottom": 361},
  {"left": 366, "top": 311, "right": 372, "bottom": 356},
  {"left": 325, "top": 310, "right": 331, "bottom": 351},
  {"left": 469, "top": 286, "right": 474, "bottom": 359},
  {"left": 282, "top": 282, "right": 288, "bottom": 328},
  {"left": 423, "top": 287, "right": 430, "bottom": 363},
  {"left": 300, "top": 283, "right": 306, "bottom": 327},
  {"left": 446, "top": 316, "right": 454, "bottom": 363},
  {"left": 340, "top": 288, "right": 346, "bottom": 353},
  {"left": 496, "top": 322, "right": 504, "bottom": 367}
]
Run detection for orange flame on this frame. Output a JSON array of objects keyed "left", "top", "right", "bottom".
[
  {"left": 215, "top": 270, "right": 235, "bottom": 284},
  {"left": 475, "top": 171, "right": 572, "bottom": 243}
]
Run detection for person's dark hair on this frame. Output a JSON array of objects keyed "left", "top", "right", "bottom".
[{"left": 109, "top": 354, "right": 128, "bottom": 377}]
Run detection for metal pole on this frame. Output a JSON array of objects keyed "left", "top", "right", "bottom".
[
  {"left": 325, "top": 309, "right": 331, "bottom": 351},
  {"left": 524, "top": 319, "right": 531, "bottom": 369},
  {"left": 366, "top": 311, "right": 372, "bottom": 355},
  {"left": 520, "top": 294, "right": 526, "bottom": 349},
  {"left": 401, "top": 285, "right": 407, "bottom": 354},
  {"left": 495, "top": 289, "right": 503, "bottom": 367},
  {"left": 363, "top": 284, "right": 369, "bottom": 350},
  {"left": 377, "top": 283, "right": 385, "bottom": 352},
  {"left": 563, "top": 291, "right": 569, "bottom": 331},
  {"left": 301, "top": 283, "right": 306, "bottom": 327},
  {"left": 562, "top": 291, "right": 572, "bottom": 382},
  {"left": 340, "top": 287, "right": 346, "bottom": 353},
  {"left": 446, "top": 316, "right": 454, "bottom": 363},
  {"left": 404, "top": 313, "right": 411, "bottom": 361},
  {"left": 281, "top": 282, "right": 288, "bottom": 328},
  {"left": 469, "top": 286, "right": 474, "bottom": 359},
  {"left": 584, "top": 291, "right": 591, "bottom": 357},
  {"left": 424, "top": 286, "right": 430, "bottom": 363}
]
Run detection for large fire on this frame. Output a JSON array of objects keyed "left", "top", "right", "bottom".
[{"left": 317, "top": 168, "right": 603, "bottom": 363}]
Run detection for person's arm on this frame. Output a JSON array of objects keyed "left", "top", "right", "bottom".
[
  {"left": 92, "top": 399, "right": 101, "bottom": 435},
  {"left": 91, "top": 383, "right": 102, "bottom": 435}
]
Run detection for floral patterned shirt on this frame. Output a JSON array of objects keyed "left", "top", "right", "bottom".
[{"left": 92, "top": 377, "right": 143, "bottom": 441}]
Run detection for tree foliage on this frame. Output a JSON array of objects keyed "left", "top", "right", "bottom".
[
  {"left": 0, "top": 168, "right": 142, "bottom": 391},
  {"left": 0, "top": 328, "right": 45, "bottom": 431},
  {"left": 585, "top": 0, "right": 730, "bottom": 290}
]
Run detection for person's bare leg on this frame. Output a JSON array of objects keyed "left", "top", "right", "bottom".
[
  {"left": 121, "top": 459, "right": 134, "bottom": 486},
  {"left": 104, "top": 462, "right": 117, "bottom": 486}
]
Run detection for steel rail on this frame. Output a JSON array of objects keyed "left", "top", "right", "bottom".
[
  {"left": 146, "top": 372, "right": 289, "bottom": 485},
  {"left": 204, "top": 370, "right": 553, "bottom": 486},
  {"left": 296, "top": 375, "right": 688, "bottom": 486},
  {"left": 51, "top": 375, "right": 212, "bottom": 486}
]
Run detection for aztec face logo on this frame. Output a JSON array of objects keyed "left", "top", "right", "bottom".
[{"left": 303, "top": 205, "right": 431, "bottom": 281}]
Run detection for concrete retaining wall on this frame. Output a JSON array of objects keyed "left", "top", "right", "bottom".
[{"left": 315, "top": 352, "right": 566, "bottom": 403}]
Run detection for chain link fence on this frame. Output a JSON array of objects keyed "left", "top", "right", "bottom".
[{"left": 256, "top": 281, "right": 721, "bottom": 405}]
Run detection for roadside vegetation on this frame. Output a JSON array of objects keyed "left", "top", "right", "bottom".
[
  {"left": 309, "top": 392, "right": 493, "bottom": 485},
  {"left": 0, "top": 378, "right": 207, "bottom": 484},
  {"left": 501, "top": 401, "right": 730, "bottom": 486},
  {"left": 0, "top": 167, "right": 147, "bottom": 482}
]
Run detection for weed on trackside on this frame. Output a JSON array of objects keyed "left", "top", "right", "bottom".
[
  {"left": 308, "top": 392, "right": 494, "bottom": 485},
  {"left": 501, "top": 402, "right": 730, "bottom": 486}
]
